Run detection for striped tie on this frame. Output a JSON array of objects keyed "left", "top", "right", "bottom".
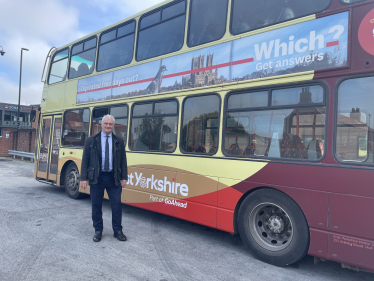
[{"left": 104, "top": 135, "right": 109, "bottom": 171}]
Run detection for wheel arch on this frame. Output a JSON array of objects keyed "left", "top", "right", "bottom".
[
  {"left": 60, "top": 160, "right": 77, "bottom": 186},
  {"left": 233, "top": 186, "right": 268, "bottom": 234}
]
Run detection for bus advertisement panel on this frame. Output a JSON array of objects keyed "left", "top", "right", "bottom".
[{"left": 76, "top": 12, "right": 348, "bottom": 104}]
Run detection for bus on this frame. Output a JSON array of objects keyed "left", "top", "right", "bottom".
[{"left": 34, "top": 0, "right": 374, "bottom": 271}]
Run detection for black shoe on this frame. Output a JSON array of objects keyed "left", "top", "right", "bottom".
[
  {"left": 114, "top": 231, "right": 127, "bottom": 241},
  {"left": 93, "top": 231, "right": 102, "bottom": 242}
]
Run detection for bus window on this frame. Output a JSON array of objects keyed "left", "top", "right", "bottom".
[
  {"left": 336, "top": 76, "right": 374, "bottom": 163},
  {"left": 69, "top": 37, "right": 97, "bottom": 79},
  {"left": 340, "top": 0, "right": 367, "bottom": 4},
  {"left": 136, "top": 0, "right": 186, "bottom": 61},
  {"left": 225, "top": 86, "right": 326, "bottom": 160},
  {"left": 141, "top": 11, "right": 160, "bottom": 29},
  {"left": 181, "top": 95, "right": 220, "bottom": 154},
  {"left": 272, "top": 85, "right": 324, "bottom": 106},
  {"left": 231, "top": 0, "right": 330, "bottom": 35},
  {"left": 62, "top": 108, "right": 90, "bottom": 146},
  {"left": 91, "top": 105, "right": 128, "bottom": 143},
  {"left": 130, "top": 100, "right": 178, "bottom": 152},
  {"left": 97, "top": 21, "right": 135, "bottom": 72},
  {"left": 228, "top": 91, "right": 268, "bottom": 110},
  {"left": 188, "top": 0, "right": 228, "bottom": 47},
  {"left": 48, "top": 48, "right": 69, "bottom": 85},
  {"left": 133, "top": 103, "right": 153, "bottom": 116}
]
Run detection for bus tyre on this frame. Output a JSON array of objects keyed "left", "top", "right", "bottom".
[
  {"left": 64, "top": 163, "right": 85, "bottom": 199},
  {"left": 238, "top": 188, "right": 309, "bottom": 267}
]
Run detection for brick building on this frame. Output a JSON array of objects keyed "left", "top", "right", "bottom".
[{"left": 0, "top": 103, "right": 40, "bottom": 157}]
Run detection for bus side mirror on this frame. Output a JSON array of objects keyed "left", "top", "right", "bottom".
[{"left": 31, "top": 110, "right": 36, "bottom": 122}]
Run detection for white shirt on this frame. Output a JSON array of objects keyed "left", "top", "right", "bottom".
[{"left": 101, "top": 131, "right": 113, "bottom": 171}]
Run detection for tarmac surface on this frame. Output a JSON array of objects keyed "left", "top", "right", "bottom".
[{"left": 0, "top": 158, "right": 373, "bottom": 281}]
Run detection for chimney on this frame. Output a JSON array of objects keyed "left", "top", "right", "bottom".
[
  {"left": 299, "top": 87, "right": 312, "bottom": 104},
  {"left": 350, "top": 108, "right": 361, "bottom": 122}
]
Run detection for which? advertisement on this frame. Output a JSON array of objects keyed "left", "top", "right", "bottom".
[{"left": 76, "top": 12, "right": 348, "bottom": 104}]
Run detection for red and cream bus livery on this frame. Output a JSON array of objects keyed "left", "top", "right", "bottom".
[{"left": 35, "top": 0, "right": 374, "bottom": 271}]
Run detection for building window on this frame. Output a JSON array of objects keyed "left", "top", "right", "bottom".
[
  {"left": 48, "top": 48, "right": 69, "bottom": 84},
  {"left": 4, "top": 110, "right": 19, "bottom": 125},
  {"left": 62, "top": 108, "right": 90, "bottom": 146},
  {"left": 130, "top": 100, "right": 178, "bottom": 152},
  {"left": 91, "top": 105, "right": 128, "bottom": 143},
  {"left": 181, "top": 94, "right": 220, "bottom": 154},
  {"left": 188, "top": 0, "right": 228, "bottom": 47},
  {"left": 4, "top": 111, "right": 12, "bottom": 121},
  {"left": 224, "top": 85, "right": 326, "bottom": 160},
  {"left": 69, "top": 37, "right": 97, "bottom": 79},
  {"left": 136, "top": 0, "right": 186, "bottom": 61},
  {"left": 97, "top": 21, "right": 135, "bottom": 72},
  {"left": 19, "top": 112, "right": 30, "bottom": 121},
  {"left": 336, "top": 76, "right": 374, "bottom": 164},
  {"left": 15, "top": 112, "right": 31, "bottom": 127},
  {"left": 231, "top": 0, "right": 330, "bottom": 35}
]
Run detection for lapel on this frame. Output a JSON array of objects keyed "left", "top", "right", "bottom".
[
  {"left": 94, "top": 132, "right": 102, "bottom": 164},
  {"left": 112, "top": 133, "right": 118, "bottom": 162}
]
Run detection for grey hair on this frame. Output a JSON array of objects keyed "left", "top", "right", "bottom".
[{"left": 102, "top": 114, "right": 115, "bottom": 124}]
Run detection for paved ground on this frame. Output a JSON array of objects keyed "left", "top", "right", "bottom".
[{"left": 0, "top": 158, "right": 373, "bottom": 281}]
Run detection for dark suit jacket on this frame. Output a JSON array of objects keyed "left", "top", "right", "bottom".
[{"left": 80, "top": 131, "right": 128, "bottom": 186}]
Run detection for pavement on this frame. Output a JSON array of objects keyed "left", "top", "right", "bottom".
[{"left": 0, "top": 157, "right": 373, "bottom": 281}]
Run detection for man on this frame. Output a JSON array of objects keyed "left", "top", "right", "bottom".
[{"left": 80, "top": 114, "right": 128, "bottom": 242}]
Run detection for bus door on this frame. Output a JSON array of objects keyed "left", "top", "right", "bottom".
[
  {"left": 47, "top": 116, "right": 62, "bottom": 181},
  {"left": 36, "top": 115, "right": 62, "bottom": 182}
]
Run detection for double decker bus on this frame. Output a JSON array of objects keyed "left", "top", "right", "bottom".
[{"left": 34, "top": 0, "right": 374, "bottom": 270}]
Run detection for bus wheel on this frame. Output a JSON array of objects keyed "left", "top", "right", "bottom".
[
  {"left": 64, "top": 163, "right": 84, "bottom": 199},
  {"left": 238, "top": 189, "right": 309, "bottom": 266}
]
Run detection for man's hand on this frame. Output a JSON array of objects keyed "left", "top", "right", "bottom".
[
  {"left": 120, "top": 180, "right": 127, "bottom": 188},
  {"left": 80, "top": 180, "right": 88, "bottom": 190}
]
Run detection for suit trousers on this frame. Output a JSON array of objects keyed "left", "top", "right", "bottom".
[{"left": 90, "top": 171, "right": 123, "bottom": 232}]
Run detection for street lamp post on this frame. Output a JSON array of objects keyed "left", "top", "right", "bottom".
[{"left": 17, "top": 48, "right": 29, "bottom": 129}]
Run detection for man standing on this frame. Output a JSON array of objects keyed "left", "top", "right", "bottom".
[{"left": 80, "top": 114, "right": 128, "bottom": 242}]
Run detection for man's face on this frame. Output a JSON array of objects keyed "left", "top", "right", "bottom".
[{"left": 101, "top": 117, "right": 114, "bottom": 135}]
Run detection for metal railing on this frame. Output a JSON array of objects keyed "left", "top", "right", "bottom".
[{"left": 8, "top": 150, "right": 34, "bottom": 162}]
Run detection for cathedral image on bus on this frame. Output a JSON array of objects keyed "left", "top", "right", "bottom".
[{"left": 183, "top": 53, "right": 218, "bottom": 86}]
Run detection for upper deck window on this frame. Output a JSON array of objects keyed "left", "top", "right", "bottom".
[
  {"left": 136, "top": 0, "right": 186, "bottom": 61},
  {"left": 188, "top": 0, "right": 228, "bottom": 47},
  {"left": 69, "top": 37, "right": 97, "bottom": 79},
  {"left": 231, "top": 0, "right": 330, "bottom": 35},
  {"left": 48, "top": 48, "right": 69, "bottom": 85},
  {"left": 97, "top": 21, "right": 135, "bottom": 72},
  {"left": 339, "top": 0, "right": 367, "bottom": 4},
  {"left": 335, "top": 76, "right": 374, "bottom": 164}
]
